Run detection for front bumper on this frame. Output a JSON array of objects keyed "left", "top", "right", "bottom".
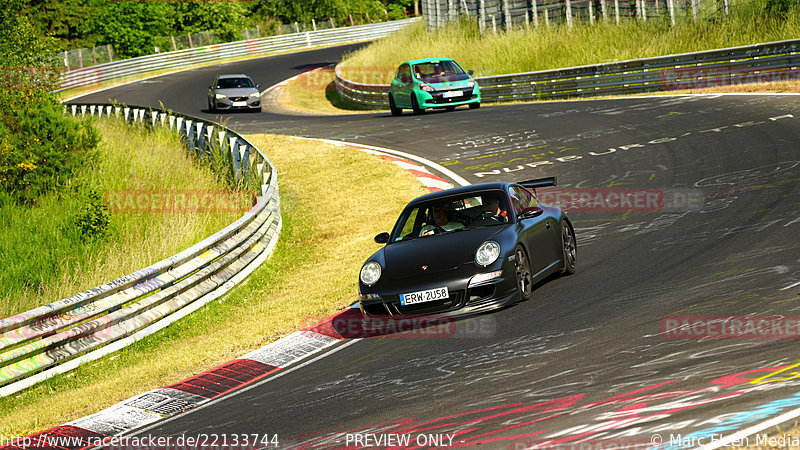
[
  {"left": 417, "top": 88, "right": 481, "bottom": 108},
  {"left": 359, "top": 260, "right": 519, "bottom": 320},
  {"left": 214, "top": 96, "right": 261, "bottom": 111}
]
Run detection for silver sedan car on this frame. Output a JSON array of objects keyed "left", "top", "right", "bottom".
[{"left": 207, "top": 74, "right": 262, "bottom": 113}]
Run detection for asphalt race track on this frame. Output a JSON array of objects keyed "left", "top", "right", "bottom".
[{"left": 74, "top": 45, "right": 800, "bottom": 448}]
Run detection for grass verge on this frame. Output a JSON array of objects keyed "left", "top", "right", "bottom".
[
  {"left": 0, "top": 118, "right": 243, "bottom": 317},
  {"left": 0, "top": 134, "right": 427, "bottom": 437},
  {"left": 339, "top": 6, "right": 800, "bottom": 84},
  {"left": 273, "top": 67, "right": 380, "bottom": 115}
]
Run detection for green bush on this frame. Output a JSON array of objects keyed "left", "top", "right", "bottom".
[
  {"left": 0, "top": 88, "right": 100, "bottom": 204},
  {"left": 73, "top": 186, "right": 110, "bottom": 240}
]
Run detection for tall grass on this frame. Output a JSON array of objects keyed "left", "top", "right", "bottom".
[
  {"left": 340, "top": 0, "right": 800, "bottom": 83},
  {"left": 0, "top": 119, "right": 244, "bottom": 317}
]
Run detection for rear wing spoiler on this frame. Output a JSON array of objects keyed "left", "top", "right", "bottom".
[{"left": 519, "top": 176, "right": 557, "bottom": 189}]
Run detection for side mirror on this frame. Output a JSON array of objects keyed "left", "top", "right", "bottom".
[
  {"left": 256, "top": 83, "right": 261, "bottom": 89},
  {"left": 519, "top": 206, "right": 543, "bottom": 219},
  {"left": 468, "top": 70, "right": 474, "bottom": 76},
  {"left": 374, "top": 232, "right": 390, "bottom": 244}
]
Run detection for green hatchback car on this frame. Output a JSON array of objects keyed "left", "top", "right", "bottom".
[{"left": 388, "top": 58, "right": 481, "bottom": 116}]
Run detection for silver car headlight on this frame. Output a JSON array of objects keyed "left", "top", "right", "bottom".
[
  {"left": 249, "top": 92, "right": 261, "bottom": 98},
  {"left": 475, "top": 241, "right": 500, "bottom": 267},
  {"left": 360, "top": 261, "right": 382, "bottom": 286},
  {"left": 215, "top": 93, "right": 227, "bottom": 99}
]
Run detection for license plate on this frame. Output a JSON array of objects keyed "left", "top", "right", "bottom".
[
  {"left": 443, "top": 91, "right": 461, "bottom": 98},
  {"left": 232, "top": 101, "right": 247, "bottom": 107},
  {"left": 400, "top": 287, "right": 449, "bottom": 305}
]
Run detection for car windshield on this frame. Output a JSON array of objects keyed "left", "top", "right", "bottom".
[
  {"left": 390, "top": 190, "right": 511, "bottom": 243},
  {"left": 216, "top": 77, "right": 254, "bottom": 89},
  {"left": 412, "top": 60, "right": 469, "bottom": 83}
]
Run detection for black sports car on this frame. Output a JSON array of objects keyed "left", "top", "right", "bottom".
[{"left": 358, "top": 177, "right": 576, "bottom": 323}]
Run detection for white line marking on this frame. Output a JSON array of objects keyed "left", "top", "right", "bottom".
[
  {"left": 699, "top": 400, "right": 800, "bottom": 449},
  {"left": 290, "top": 136, "right": 471, "bottom": 187},
  {"left": 781, "top": 281, "right": 800, "bottom": 291}
]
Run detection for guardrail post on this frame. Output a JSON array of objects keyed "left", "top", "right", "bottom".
[
  {"left": 240, "top": 145, "right": 250, "bottom": 180},
  {"left": 532, "top": 0, "right": 539, "bottom": 27},
  {"left": 194, "top": 122, "right": 204, "bottom": 155},
  {"left": 205, "top": 125, "right": 215, "bottom": 156},
  {"left": 601, "top": 0, "right": 608, "bottom": 21},
  {"left": 566, "top": 0, "right": 573, "bottom": 27},
  {"left": 691, "top": 0, "right": 698, "bottom": 21},
  {"left": 589, "top": 0, "right": 595, "bottom": 25},
  {"left": 479, "top": 0, "right": 486, "bottom": 32},
  {"left": 614, "top": 0, "right": 620, "bottom": 24},
  {"left": 230, "top": 136, "right": 241, "bottom": 179},
  {"left": 545, "top": 6, "right": 550, "bottom": 27},
  {"left": 723, "top": 0, "right": 729, "bottom": 14},
  {"left": 503, "top": 0, "right": 511, "bottom": 29},
  {"left": 667, "top": 0, "right": 675, "bottom": 25}
]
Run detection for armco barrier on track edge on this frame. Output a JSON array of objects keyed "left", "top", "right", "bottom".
[{"left": 0, "top": 104, "right": 280, "bottom": 398}]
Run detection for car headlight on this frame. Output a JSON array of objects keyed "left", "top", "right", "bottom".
[
  {"left": 249, "top": 92, "right": 261, "bottom": 98},
  {"left": 467, "top": 81, "right": 475, "bottom": 87},
  {"left": 360, "top": 261, "right": 382, "bottom": 286},
  {"left": 215, "top": 93, "right": 227, "bottom": 99},
  {"left": 420, "top": 83, "right": 434, "bottom": 92},
  {"left": 475, "top": 241, "right": 500, "bottom": 267}
]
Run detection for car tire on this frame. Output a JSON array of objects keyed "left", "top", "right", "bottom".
[
  {"left": 469, "top": 102, "right": 481, "bottom": 109},
  {"left": 560, "top": 219, "right": 577, "bottom": 274},
  {"left": 389, "top": 95, "right": 402, "bottom": 116},
  {"left": 514, "top": 245, "right": 533, "bottom": 302},
  {"left": 411, "top": 95, "right": 424, "bottom": 115}
]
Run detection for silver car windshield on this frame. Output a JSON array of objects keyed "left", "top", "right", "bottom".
[{"left": 216, "top": 78, "right": 254, "bottom": 89}]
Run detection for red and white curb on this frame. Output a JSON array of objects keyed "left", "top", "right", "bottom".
[
  {"left": 2, "top": 143, "right": 466, "bottom": 450},
  {"left": 1, "top": 312, "right": 358, "bottom": 449},
  {"left": 289, "top": 136, "right": 470, "bottom": 190},
  {"left": 263, "top": 65, "right": 333, "bottom": 96}
]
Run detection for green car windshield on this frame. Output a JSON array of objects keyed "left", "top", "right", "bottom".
[
  {"left": 391, "top": 191, "right": 511, "bottom": 243},
  {"left": 412, "top": 60, "right": 469, "bottom": 83}
]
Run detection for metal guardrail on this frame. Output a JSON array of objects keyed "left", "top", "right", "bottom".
[
  {"left": 58, "top": 18, "right": 422, "bottom": 92},
  {"left": 335, "top": 38, "right": 800, "bottom": 107},
  {"left": 0, "top": 104, "right": 281, "bottom": 397}
]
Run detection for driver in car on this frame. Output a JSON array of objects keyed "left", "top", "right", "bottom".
[
  {"left": 420, "top": 204, "right": 465, "bottom": 236},
  {"left": 472, "top": 194, "right": 508, "bottom": 225}
]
